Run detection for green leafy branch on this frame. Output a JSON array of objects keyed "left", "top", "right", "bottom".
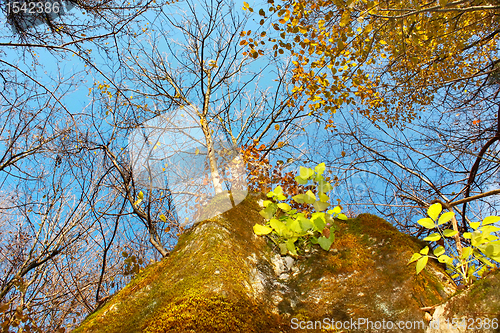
[
  {"left": 253, "top": 163, "right": 347, "bottom": 256},
  {"left": 409, "top": 203, "right": 500, "bottom": 285}
]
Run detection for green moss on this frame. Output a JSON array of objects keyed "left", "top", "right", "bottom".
[
  {"left": 444, "top": 269, "right": 500, "bottom": 318},
  {"left": 75, "top": 193, "right": 285, "bottom": 333},
  {"left": 75, "top": 197, "right": 456, "bottom": 333},
  {"left": 143, "top": 294, "right": 283, "bottom": 332},
  {"left": 281, "top": 213, "right": 455, "bottom": 330}
]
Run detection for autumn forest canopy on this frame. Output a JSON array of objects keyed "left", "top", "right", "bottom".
[{"left": 1, "top": 0, "right": 500, "bottom": 331}]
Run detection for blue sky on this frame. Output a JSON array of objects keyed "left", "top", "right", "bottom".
[{"left": 2, "top": 0, "right": 499, "bottom": 248}]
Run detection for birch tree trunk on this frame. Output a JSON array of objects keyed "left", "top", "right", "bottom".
[{"left": 199, "top": 64, "right": 223, "bottom": 194}]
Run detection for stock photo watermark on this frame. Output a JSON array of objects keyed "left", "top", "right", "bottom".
[
  {"left": 4, "top": 0, "right": 75, "bottom": 32},
  {"left": 291, "top": 316, "right": 499, "bottom": 331},
  {"left": 128, "top": 105, "right": 248, "bottom": 227}
]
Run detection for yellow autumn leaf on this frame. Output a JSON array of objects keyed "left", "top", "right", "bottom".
[{"left": 339, "top": 11, "right": 350, "bottom": 27}]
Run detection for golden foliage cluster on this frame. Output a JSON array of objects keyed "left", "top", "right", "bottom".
[{"left": 243, "top": 0, "right": 500, "bottom": 127}]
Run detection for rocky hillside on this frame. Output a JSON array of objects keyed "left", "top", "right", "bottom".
[{"left": 74, "top": 193, "right": 498, "bottom": 332}]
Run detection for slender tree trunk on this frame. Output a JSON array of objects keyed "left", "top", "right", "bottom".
[
  {"left": 199, "top": 115, "right": 223, "bottom": 194},
  {"left": 196, "top": 69, "right": 224, "bottom": 194}
]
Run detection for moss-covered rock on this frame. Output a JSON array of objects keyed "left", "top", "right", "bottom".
[
  {"left": 426, "top": 269, "right": 500, "bottom": 333},
  {"left": 74, "top": 193, "right": 457, "bottom": 332},
  {"left": 282, "top": 213, "right": 457, "bottom": 332}
]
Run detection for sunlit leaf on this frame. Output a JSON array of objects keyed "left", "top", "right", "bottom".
[
  {"left": 314, "top": 162, "right": 326, "bottom": 175},
  {"left": 423, "top": 233, "right": 441, "bottom": 242},
  {"left": 328, "top": 206, "right": 341, "bottom": 215},
  {"left": 311, "top": 212, "right": 326, "bottom": 232},
  {"left": 295, "top": 175, "right": 308, "bottom": 185},
  {"left": 253, "top": 224, "right": 272, "bottom": 235},
  {"left": 427, "top": 203, "right": 442, "bottom": 221},
  {"left": 417, "top": 218, "right": 435, "bottom": 229},
  {"left": 259, "top": 205, "right": 276, "bottom": 219},
  {"left": 483, "top": 216, "right": 500, "bottom": 225},
  {"left": 299, "top": 166, "right": 314, "bottom": 179},
  {"left": 313, "top": 200, "right": 330, "bottom": 211},
  {"left": 317, "top": 179, "right": 333, "bottom": 193},
  {"left": 433, "top": 246, "right": 445, "bottom": 257},
  {"left": 443, "top": 229, "right": 458, "bottom": 238},
  {"left": 408, "top": 252, "right": 422, "bottom": 264},
  {"left": 279, "top": 243, "right": 288, "bottom": 255},
  {"left": 303, "top": 190, "right": 316, "bottom": 204},
  {"left": 286, "top": 238, "right": 298, "bottom": 256},
  {"left": 263, "top": 200, "right": 273, "bottom": 207},
  {"left": 416, "top": 256, "right": 428, "bottom": 274},
  {"left": 298, "top": 216, "right": 313, "bottom": 231},
  {"left": 480, "top": 225, "right": 500, "bottom": 234},
  {"left": 319, "top": 192, "right": 329, "bottom": 202},
  {"left": 461, "top": 247, "right": 473, "bottom": 259},
  {"left": 292, "top": 194, "right": 304, "bottom": 203},
  {"left": 273, "top": 186, "right": 283, "bottom": 196},
  {"left": 470, "top": 222, "right": 481, "bottom": 230},
  {"left": 437, "top": 254, "right": 452, "bottom": 265},
  {"left": 317, "top": 235, "right": 333, "bottom": 251},
  {"left": 285, "top": 218, "right": 301, "bottom": 234},
  {"left": 438, "top": 211, "right": 454, "bottom": 225},
  {"left": 270, "top": 218, "right": 287, "bottom": 237},
  {"left": 277, "top": 202, "right": 291, "bottom": 212},
  {"left": 484, "top": 242, "right": 500, "bottom": 256},
  {"left": 339, "top": 10, "right": 350, "bottom": 27}
]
